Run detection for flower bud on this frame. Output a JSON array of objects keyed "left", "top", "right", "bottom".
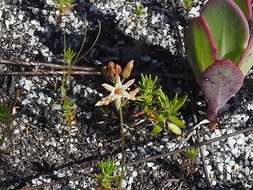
[
  {"left": 122, "top": 60, "right": 134, "bottom": 79},
  {"left": 114, "top": 64, "right": 122, "bottom": 76},
  {"left": 102, "top": 61, "right": 116, "bottom": 79}
]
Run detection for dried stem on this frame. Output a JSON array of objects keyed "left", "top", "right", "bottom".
[
  {"left": 125, "top": 126, "right": 253, "bottom": 166},
  {"left": 119, "top": 105, "right": 126, "bottom": 187},
  {"left": 197, "top": 130, "right": 211, "bottom": 187},
  {"left": 0, "top": 70, "right": 101, "bottom": 76},
  {"left": 0, "top": 59, "right": 96, "bottom": 71}
]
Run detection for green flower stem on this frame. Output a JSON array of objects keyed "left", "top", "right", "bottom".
[{"left": 119, "top": 105, "right": 125, "bottom": 187}]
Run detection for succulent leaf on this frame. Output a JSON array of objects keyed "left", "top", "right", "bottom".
[
  {"left": 201, "top": 0, "right": 249, "bottom": 63},
  {"left": 168, "top": 123, "right": 182, "bottom": 135},
  {"left": 239, "top": 37, "right": 253, "bottom": 75},
  {"left": 200, "top": 59, "right": 244, "bottom": 121},
  {"left": 185, "top": 16, "right": 217, "bottom": 78},
  {"left": 233, "top": 0, "right": 252, "bottom": 19}
]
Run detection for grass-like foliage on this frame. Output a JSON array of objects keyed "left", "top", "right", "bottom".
[
  {"left": 138, "top": 74, "right": 187, "bottom": 136},
  {"left": 183, "top": 0, "right": 195, "bottom": 11},
  {"left": 0, "top": 102, "right": 12, "bottom": 146},
  {"left": 185, "top": 147, "right": 199, "bottom": 161},
  {"left": 137, "top": 74, "right": 159, "bottom": 114},
  {"left": 95, "top": 160, "right": 118, "bottom": 190},
  {"left": 0, "top": 103, "right": 12, "bottom": 125},
  {"left": 55, "top": 0, "right": 75, "bottom": 13},
  {"left": 134, "top": 2, "right": 145, "bottom": 17},
  {"left": 63, "top": 47, "right": 76, "bottom": 65},
  {"left": 62, "top": 96, "right": 76, "bottom": 128}
]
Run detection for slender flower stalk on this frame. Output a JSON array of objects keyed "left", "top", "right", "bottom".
[{"left": 96, "top": 61, "right": 138, "bottom": 189}]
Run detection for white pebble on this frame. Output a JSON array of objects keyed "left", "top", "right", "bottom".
[
  {"left": 147, "top": 162, "right": 154, "bottom": 168},
  {"left": 132, "top": 171, "right": 138, "bottom": 177}
]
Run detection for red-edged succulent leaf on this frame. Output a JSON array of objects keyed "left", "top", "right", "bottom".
[
  {"left": 185, "top": 16, "right": 217, "bottom": 78},
  {"left": 201, "top": 0, "right": 249, "bottom": 64},
  {"left": 200, "top": 59, "right": 244, "bottom": 122},
  {"left": 233, "top": 0, "right": 252, "bottom": 19},
  {"left": 239, "top": 37, "right": 253, "bottom": 75}
]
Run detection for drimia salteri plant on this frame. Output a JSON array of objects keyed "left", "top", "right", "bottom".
[
  {"left": 185, "top": 0, "right": 253, "bottom": 126},
  {"left": 95, "top": 60, "right": 139, "bottom": 187}
]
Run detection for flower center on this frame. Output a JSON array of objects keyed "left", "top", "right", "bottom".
[{"left": 114, "top": 88, "right": 123, "bottom": 95}]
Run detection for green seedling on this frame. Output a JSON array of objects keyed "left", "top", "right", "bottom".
[
  {"left": 184, "top": 147, "right": 199, "bottom": 161},
  {"left": 95, "top": 160, "right": 119, "bottom": 190},
  {"left": 62, "top": 96, "right": 76, "bottom": 128},
  {"left": 60, "top": 32, "right": 86, "bottom": 127},
  {"left": 134, "top": 2, "right": 145, "bottom": 17},
  {"left": 183, "top": 0, "right": 195, "bottom": 11},
  {"left": 0, "top": 102, "right": 12, "bottom": 147},
  {"left": 137, "top": 74, "right": 187, "bottom": 136},
  {"left": 0, "top": 103, "right": 12, "bottom": 125},
  {"left": 185, "top": 0, "right": 253, "bottom": 125},
  {"left": 137, "top": 74, "right": 159, "bottom": 114},
  {"left": 55, "top": 0, "right": 75, "bottom": 14},
  {"left": 61, "top": 47, "right": 76, "bottom": 98},
  {"left": 60, "top": 47, "right": 76, "bottom": 128}
]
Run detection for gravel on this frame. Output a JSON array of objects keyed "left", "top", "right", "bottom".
[{"left": 0, "top": 0, "right": 253, "bottom": 189}]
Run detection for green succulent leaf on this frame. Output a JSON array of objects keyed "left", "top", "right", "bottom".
[
  {"left": 239, "top": 38, "right": 253, "bottom": 76},
  {"left": 151, "top": 124, "right": 162, "bottom": 136},
  {"left": 201, "top": 0, "right": 249, "bottom": 63},
  {"left": 168, "top": 123, "right": 182, "bottom": 135},
  {"left": 168, "top": 115, "right": 186, "bottom": 129},
  {"left": 233, "top": 0, "right": 252, "bottom": 19},
  {"left": 185, "top": 16, "right": 217, "bottom": 78}
]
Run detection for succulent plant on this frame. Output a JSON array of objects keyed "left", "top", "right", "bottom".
[{"left": 185, "top": 0, "right": 253, "bottom": 123}]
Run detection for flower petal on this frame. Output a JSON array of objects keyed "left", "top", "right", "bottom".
[
  {"left": 122, "top": 79, "right": 135, "bottom": 90},
  {"left": 115, "top": 75, "right": 122, "bottom": 87},
  {"left": 128, "top": 88, "right": 139, "bottom": 100},
  {"left": 101, "top": 83, "right": 114, "bottom": 92},
  {"left": 95, "top": 94, "right": 114, "bottom": 106}
]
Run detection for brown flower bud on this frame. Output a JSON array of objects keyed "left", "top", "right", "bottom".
[
  {"left": 122, "top": 60, "right": 134, "bottom": 79},
  {"left": 114, "top": 64, "right": 122, "bottom": 76},
  {"left": 102, "top": 61, "right": 116, "bottom": 79}
]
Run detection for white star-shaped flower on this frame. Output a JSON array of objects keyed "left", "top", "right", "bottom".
[{"left": 95, "top": 75, "right": 139, "bottom": 110}]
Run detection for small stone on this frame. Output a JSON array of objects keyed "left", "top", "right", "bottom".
[
  {"left": 23, "top": 79, "right": 33, "bottom": 91},
  {"left": 132, "top": 171, "right": 138, "bottom": 177},
  {"left": 30, "top": 20, "right": 40, "bottom": 26},
  {"left": 121, "top": 180, "right": 127, "bottom": 189},
  {"left": 227, "top": 173, "right": 231, "bottom": 181},
  {"left": 128, "top": 176, "right": 134, "bottom": 184},
  {"left": 140, "top": 55, "right": 151, "bottom": 62},
  {"left": 236, "top": 138, "right": 245, "bottom": 145},
  {"left": 117, "top": 153, "right": 122, "bottom": 160},
  {"left": 18, "top": 14, "right": 24, "bottom": 20},
  {"left": 226, "top": 165, "right": 232, "bottom": 173},
  {"left": 147, "top": 162, "right": 154, "bottom": 168},
  {"left": 46, "top": 0, "right": 54, "bottom": 6},
  {"left": 13, "top": 129, "right": 20, "bottom": 135},
  {"left": 206, "top": 165, "right": 212, "bottom": 173},
  {"left": 228, "top": 160, "right": 235, "bottom": 166},
  {"left": 227, "top": 138, "right": 236, "bottom": 147},
  {"left": 245, "top": 167, "right": 250, "bottom": 175}
]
